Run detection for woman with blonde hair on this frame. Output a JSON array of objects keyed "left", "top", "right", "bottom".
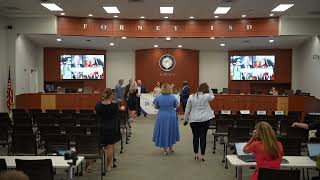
[
  {"left": 95, "top": 88, "right": 125, "bottom": 172},
  {"left": 153, "top": 83, "right": 180, "bottom": 155},
  {"left": 127, "top": 81, "right": 138, "bottom": 122},
  {"left": 153, "top": 81, "right": 162, "bottom": 96},
  {"left": 243, "top": 122, "right": 284, "bottom": 180}
]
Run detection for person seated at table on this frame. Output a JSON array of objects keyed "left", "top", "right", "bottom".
[
  {"left": 243, "top": 122, "right": 284, "bottom": 180},
  {"left": 0, "top": 170, "right": 29, "bottom": 180},
  {"left": 292, "top": 120, "right": 320, "bottom": 138},
  {"left": 269, "top": 87, "right": 278, "bottom": 95},
  {"left": 95, "top": 88, "right": 126, "bottom": 172}
]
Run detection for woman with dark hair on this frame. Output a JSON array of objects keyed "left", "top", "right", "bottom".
[
  {"left": 153, "top": 83, "right": 180, "bottom": 155},
  {"left": 95, "top": 88, "right": 125, "bottom": 172},
  {"left": 183, "top": 83, "right": 215, "bottom": 161},
  {"left": 244, "top": 122, "right": 284, "bottom": 180},
  {"left": 0, "top": 170, "right": 29, "bottom": 180}
]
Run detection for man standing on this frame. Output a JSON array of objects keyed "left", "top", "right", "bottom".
[
  {"left": 180, "top": 81, "right": 190, "bottom": 116},
  {"left": 114, "top": 79, "right": 124, "bottom": 102},
  {"left": 124, "top": 79, "right": 133, "bottom": 102},
  {"left": 137, "top": 80, "right": 147, "bottom": 117}
]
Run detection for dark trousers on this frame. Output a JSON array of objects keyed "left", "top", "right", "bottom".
[
  {"left": 181, "top": 99, "right": 188, "bottom": 113},
  {"left": 190, "top": 120, "right": 210, "bottom": 155}
]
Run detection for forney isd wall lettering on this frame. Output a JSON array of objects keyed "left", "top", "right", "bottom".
[{"left": 57, "top": 17, "right": 279, "bottom": 37}]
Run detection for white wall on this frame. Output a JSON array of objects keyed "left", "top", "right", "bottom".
[
  {"left": 0, "top": 16, "right": 8, "bottom": 112},
  {"left": 292, "top": 36, "right": 320, "bottom": 98},
  {"left": 280, "top": 17, "right": 320, "bottom": 36},
  {"left": 15, "top": 35, "right": 43, "bottom": 95},
  {"left": 106, "top": 51, "right": 135, "bottom": 88},
  {"left": 199, "top": 51, "right": 228, "bottom": 92}
]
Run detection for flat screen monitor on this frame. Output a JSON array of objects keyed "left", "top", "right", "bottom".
[
  {"left": 230, "top": 55, "right": 275, "bottom": 81},
  {"left": 60, "top": 55, "right": 105, "bottom": 80}
]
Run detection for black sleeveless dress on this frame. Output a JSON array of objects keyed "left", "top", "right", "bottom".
[
  {"left": 95, "top": 102, "right": 121, "bottom": 145},
  {"left": 127, "top": 89, "right": 138, "bottom": 111}
]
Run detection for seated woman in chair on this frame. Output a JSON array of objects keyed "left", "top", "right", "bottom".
[{"left": 243, "top": 122, "right": 284, "bottom": 180}]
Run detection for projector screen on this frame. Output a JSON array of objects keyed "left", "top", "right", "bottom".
[
  {"left": 60, "top": 55, "right": 105, "bottom": 80},
  {"left": 229, "top": 55, "right": 275, "bottom": 80}
]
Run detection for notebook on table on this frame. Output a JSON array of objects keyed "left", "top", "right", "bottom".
[
  {"left": 235, "top": 142, "right": 256, "bottom": 162},
  {"left": 307, "top": 143, "right": 320, "bottom": 161}
]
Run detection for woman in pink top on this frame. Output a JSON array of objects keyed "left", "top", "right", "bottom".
[{"left": 244, "top": 122, "right": 284, "bottom": 180}]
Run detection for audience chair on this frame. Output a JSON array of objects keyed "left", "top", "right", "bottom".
[
  {"left": 12, "top": 109, "right": 26, "bottom": 114},
  {"left": 57, "top": 118, "right": 76, "bottom": 127},
  {"left": 213, "top": 119, "right": 234, "bottom": 154},
  {"left": 46, "top": 109, "right": 60, "bottom": 114},
  {"left": 279, "top": 116, "right": 295, "bottom": 135},
  {"left": 236, "top": 119, "right": 255, "bottom": 132},
  {"left": 0, "top": 125, "right": 12, "bottom": 155},
  {"left": 35, "top": 117, "right": 55, "bottom": 126},
  {"left": 13, "top": 117, "right": 32, "bottom": 126},
  {"left": 13, "top": 125, "right": 33, "bottom": 134},
  {"left": 258, "top": 168, "right": 300, "bottom": 180},
  {"left": 12, "top": 134, "right": 37, "bottom": 155},
  {"left": 28, "top": 109, "right": 42, "bottom": 114},
  {"left": 225, "top": 127, "right": 250, "bottom": 168},
  {"left": 278, "top": 137, "right": 302, "bottom": 156},
  {"left": 79, "top": 119, "right": 97, "bottom": 127},
  {"left": 15, "top": 159, "right": 54, "bottom": 180},
  {"left": 44, "top": 134, "right": 70, "bottom": 155},
  {"left": 61, "top": 109, "right": 76, "bottom": 114},
  {"left": 79, "top": 109, "right": 94, "bottom": 114},
  {"left": 0, "top": 159, "right": 7, "bottom": 173}
]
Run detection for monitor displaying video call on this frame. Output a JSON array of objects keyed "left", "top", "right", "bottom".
[
  {"left": 60, "top": 55, "right": 105, "bottom": 80},
  {"left": 229, "top": 55, "right": 275, "bottom": 81}
]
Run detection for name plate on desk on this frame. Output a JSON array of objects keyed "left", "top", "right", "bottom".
[
  {"left": 240, "top": 110, "right": 250, "bottom": 115},
  {"left": 221, "top": 110, "right": 231, "bottom": 115},
  {"left": 274, "top": 111, "right": 284, "bottom": 115},
  {"left": 257, "top": 111, "right": 267, "bottom": 115}
]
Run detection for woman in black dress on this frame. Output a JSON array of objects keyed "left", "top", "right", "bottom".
[
  {"left": 95, "top": 88, "right": 125, "bottom": 172},
  {"left": 127, "top": 81, "right": 138, "bottom": 122}
]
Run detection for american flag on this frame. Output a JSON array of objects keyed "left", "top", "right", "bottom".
[{"left": 7, "top": 67, "right": 13, "bottom": 111}]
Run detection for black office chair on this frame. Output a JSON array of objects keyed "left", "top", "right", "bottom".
[
  {"left": 61, "top": 109, "right": 76, "bottom": 114},
  {"left": 44, "top": 134, "right": 70, "bottom": 155},
  {"left": 79, "top": 109, "right": 94, "bottom": 114},
  {"left": 288, "top": 111, "right": 301, "bottom": 122},
  {"left": 0, "top": 112, "right": 10, "bottom": 118},
  {"left": 15, "top": 159, "right": 54, "bottom": 180},
  {"left": 0, "top": 159, "right": 7, "bottom": 173},
  {"left": 213, "top": 119, "right": 234, "bottom": 154},
  {"left": 13, "top": 125, "right": 33, "bottom": 134},
  {"left": 258, "top": 168, "right": 300, "bottom": 180},
  {"left": 12, "top": 109, "right": 26, "bottom": 114},
  {"left": 286, "top": 127, "right": 309, "bottom": 144},
  {"left": 0, "top": 125, "right": 12, "bottom": 155},
  {"left": 236, "top": 119, "right": 255, "bottom": 132},
  {"left": 278, "top": 137, "right": 302, "bottom": 156},
  {"left": 13, "top": 117, "right": 33, "bottom": 126},
  {"left": 225, "top": 127, "right": 250, "bottom": 168},
  {"left": 12, "top": 134, "right": 37, "bottom": 155}
]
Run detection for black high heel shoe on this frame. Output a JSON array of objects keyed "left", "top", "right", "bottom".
[{"left": 194, "top": 156, "right": 199, "bottom": 160}]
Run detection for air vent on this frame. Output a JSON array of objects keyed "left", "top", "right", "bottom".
[
  {"left": 308, "top": 11, "right": 320, "bottom": 15},
  {"left": 128, "top": 0, "right": 144, "bottom": 3}
]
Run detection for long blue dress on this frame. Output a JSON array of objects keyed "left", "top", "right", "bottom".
[{"left": 152, "top": 94, "right": 180, "bottom": 148}]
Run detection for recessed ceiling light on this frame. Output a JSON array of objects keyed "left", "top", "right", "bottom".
[
  {"left": 269, "top": 39, "right": 274, "bottom": 43},
  {"left": 160, "top": 7, "right": 174, "bottom": 14},
  {"left": 166, "top": 37, "right": 171, "bottom": 41},
  {"left": 241, "top": 14, "right": 247, "bottom": 18},
  {"left": 121, "top": 37, "right": 127, "bottom": 39},
  {"left": 57, "top": 38, "right": 62, "bottom": 42},
  {"left": 103, "top": 6, "right": 120, "bottom": 14},
  {"left": 210, "top": 37, "right": 215, "bottom": 39},
  {"left": 114, "top": 15, "right": 118, "bottom": 18},
  {"left": 41, "top": 3, "right": 63, "bottom": 11},
  {"left": 220, "top": 43, "right": 226, "bottom": 47},
  {"left": 189, "top": 16, "right": 194, "bottom": 19},
  {"left": 110, "top": 42, "right": 115, "bottom": 46},
  {"left": 60, "top": 12, "right": 65, "bottom": 16},
  {"left": 214, "top": 15, "right": 219, "bottom": 18},
  {"left": 140, "top": 16, "right": 145, "bottom": 19},
  {"left": 164, "top": 16, "right": 169, "bottom": 19},
  {"left": 154, "top": 45, "right": 158, "bottom": 48},
  {"left": 272, "top": 4, "right": 294, "bottom": 12},
  {"left": 88, "top": 14, "right": 93, "bottom": 17},
  {"left": 269, "top": 14, "right": 274, "bottom": 17},
  {"left": 214, "top": 7, "right": 231, "bottom": 14},
  {"left": 178, "top": 45, "right": 182, "bottom": 48}
]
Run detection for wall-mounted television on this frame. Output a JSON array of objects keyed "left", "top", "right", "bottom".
[
  {"left": 60, "top": 55, "right": 105, "bottom": 80},
  {"left": 229, "top": 55, "right": 275, "bottom": 80}
]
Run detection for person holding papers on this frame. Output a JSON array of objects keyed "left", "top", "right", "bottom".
[{"left": 243, "top": 122, "right": 284, "bottom": 180}]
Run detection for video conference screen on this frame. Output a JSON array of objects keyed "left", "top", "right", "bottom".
[
  {"left": 60, "top": 55, "right": 105, "bottom": 80},
  {"left": 229, "top": 55, "right": 275, "bottom": 80}
]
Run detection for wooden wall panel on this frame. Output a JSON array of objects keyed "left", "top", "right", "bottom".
[
  {"left": 57, "top": 17, "right": 279, "bottom": 37},
  {"left": 136, "top": 49, "right": 199, "bottom": 92},
  {"left": 228, "top": 49, "right": 292, "bottom": 94},
  {"left": 41, "top": 95, "right": 56, "bottom": 110},
  {"left": 43, "top": 48, "right": 106, "bottom": 92}
]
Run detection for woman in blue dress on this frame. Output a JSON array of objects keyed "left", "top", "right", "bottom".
[{"left": 153, "top": 83, "right": 180, "bottom": 155}]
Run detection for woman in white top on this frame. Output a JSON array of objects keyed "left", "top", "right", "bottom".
[
  {"left": 183, "top": 83, "right": 215, "bottom": 161},
  {"left": 153, "top": 81, "right": 162, "bottom": 97}
]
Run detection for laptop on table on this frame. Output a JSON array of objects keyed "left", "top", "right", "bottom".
[
  {"left": 307, "top": 143, "right": 320, "bottom": 161},
  {"left": 235, "top": 142, "right": 256, "bottom": 162}
]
